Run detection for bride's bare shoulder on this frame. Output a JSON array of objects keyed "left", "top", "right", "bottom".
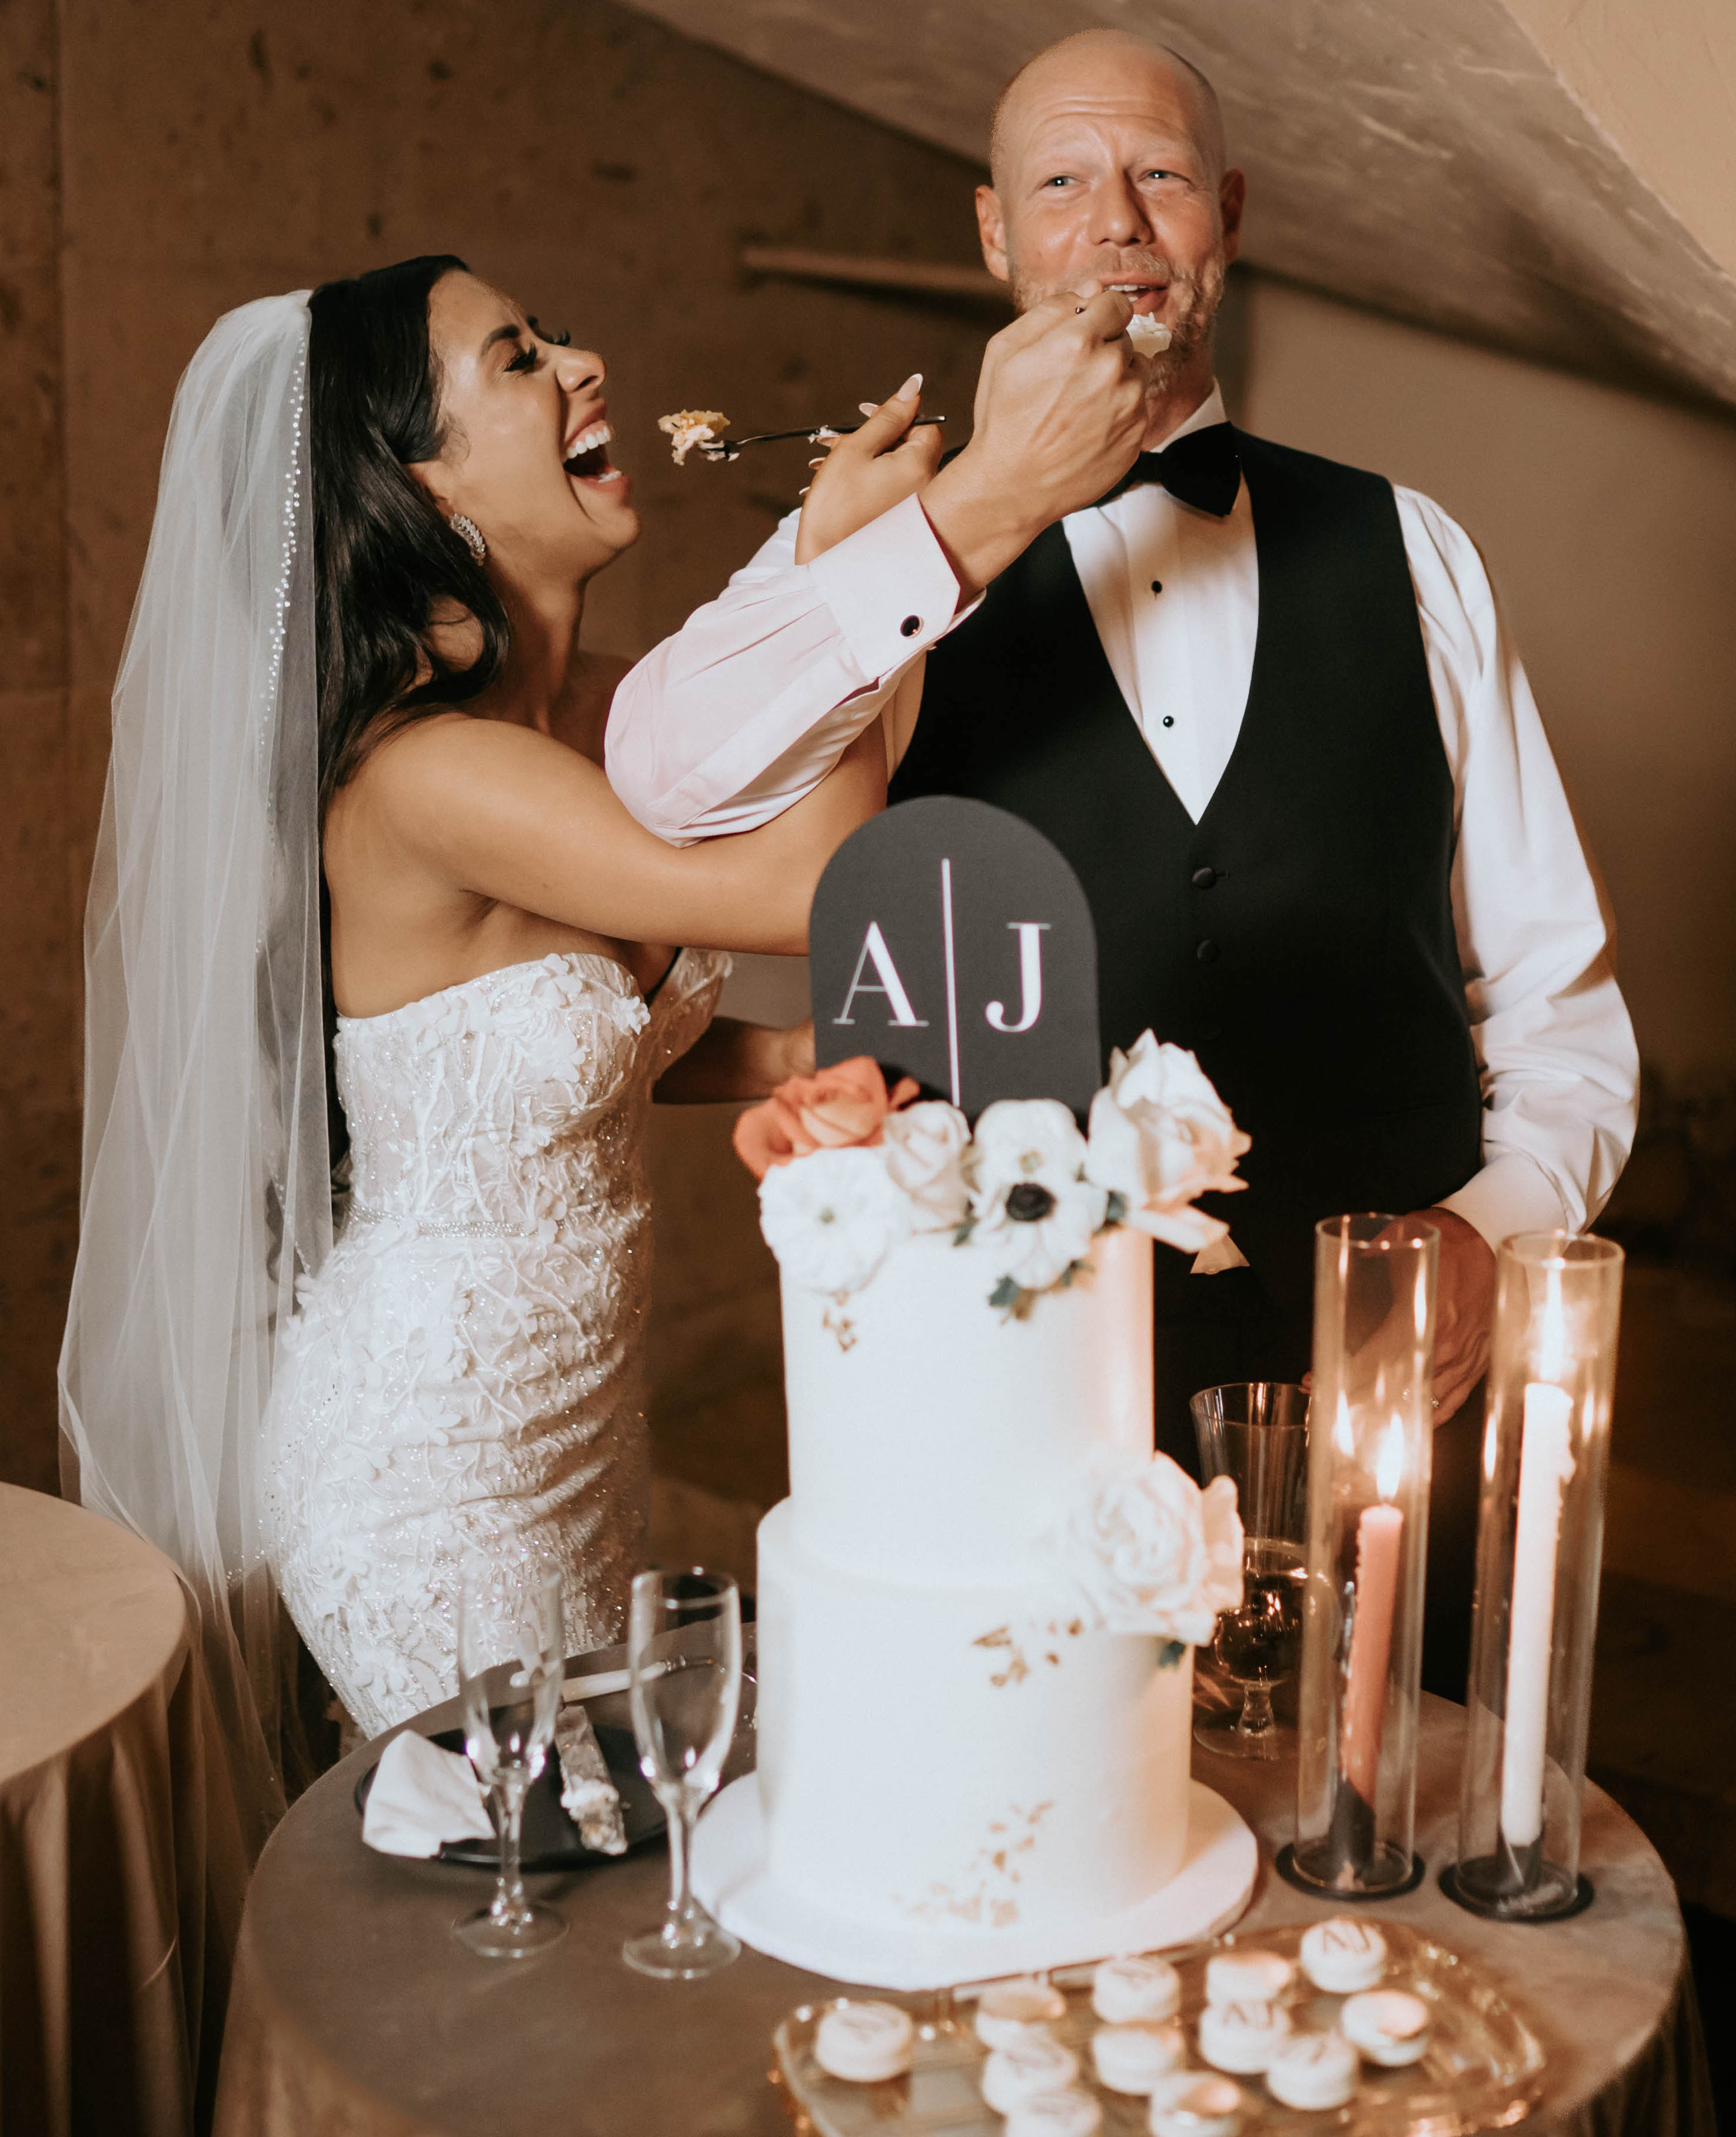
[{"left": 329, "top": 710, "right": 608, "bottom": 865}]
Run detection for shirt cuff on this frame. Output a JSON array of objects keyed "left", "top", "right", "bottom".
[
  {"left": 1436, "top": 1153, "right": 1572, "bottom": 1252},
  {"left": 805, "top": 493, "right": 963, "bottom": 680}
]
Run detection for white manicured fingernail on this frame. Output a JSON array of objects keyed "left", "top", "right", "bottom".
[
  {"left": 898, "top": 372, "right": 922, "bottom": 398},
  {"left": 859, "top": 401, "right": 878, "bottom": 416}
]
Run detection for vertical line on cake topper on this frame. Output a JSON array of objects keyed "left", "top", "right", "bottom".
[{"left": 940, "top": 858, "right": 962, "bottom": 1107}]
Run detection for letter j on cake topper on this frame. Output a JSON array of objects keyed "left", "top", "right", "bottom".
[{"left": 809, "top": 798, "right": 1101, "bottom": 1119}]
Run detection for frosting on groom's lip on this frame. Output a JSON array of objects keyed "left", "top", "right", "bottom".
[{"left": 1098, "top": 277, "right": 1169, "bottom": 314}]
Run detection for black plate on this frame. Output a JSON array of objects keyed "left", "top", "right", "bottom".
[{"left": 354, "top": 1719, "right": 666, "bottom": 1871}]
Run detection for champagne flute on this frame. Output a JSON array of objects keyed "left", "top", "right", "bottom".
[
  {"left": 454, "top": 1552, "right": 567, "bottom": 1959},
  {"left": 622, "top": 1567, "right": 743, "bottom": 1979},
  {"left": 1191, "top": 1382, "right": 1310, "bottom": 1761}
]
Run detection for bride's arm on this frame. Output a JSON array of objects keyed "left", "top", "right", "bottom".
[{"left": 370, "top": 713, "right": 884, "bottom": 955}]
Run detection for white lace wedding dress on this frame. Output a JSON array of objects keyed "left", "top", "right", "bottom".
[{"left": 264, "top": 946, "right": 726, "bottom": 1737}]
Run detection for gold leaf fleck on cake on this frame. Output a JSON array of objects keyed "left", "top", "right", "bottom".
[
  {"left": 821, "top": 1301, "right": 857, "bottom": 1353},
  {"left": 991, "top": 1900, "right": 1019, "bottom": 1926},
  {"left": 974, "top": 1627, "right": 1012, "bottom": 1648}
]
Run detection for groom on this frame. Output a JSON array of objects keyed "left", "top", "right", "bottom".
[{"left": 610, "top": 32, "right": 1638, "bottom": 1692}]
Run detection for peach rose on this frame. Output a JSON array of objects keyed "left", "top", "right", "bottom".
[{"left": 733, "top": 1056, "right": 919, "bottom": 1181}]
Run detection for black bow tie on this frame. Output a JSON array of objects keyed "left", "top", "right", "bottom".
[{"left": 1096, "top": 422, "right": 1241, "bottom": 516}]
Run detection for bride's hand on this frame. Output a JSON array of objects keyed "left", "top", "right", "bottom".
[{"left": 794, "top": 377, "right": 944, "bottom": 564}]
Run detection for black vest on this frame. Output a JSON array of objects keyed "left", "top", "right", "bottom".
[{"left": 890, "top": 429, "right": 1484, "bottom": 1310}]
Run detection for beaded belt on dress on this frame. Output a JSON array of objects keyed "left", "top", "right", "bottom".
[{"left": 347, "top": 1202, "right": 553, "bottom": 1241}]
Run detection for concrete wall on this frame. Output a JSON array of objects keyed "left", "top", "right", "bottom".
[{"left": 0, "top": 0, "right": 996, "bottom": 1499}]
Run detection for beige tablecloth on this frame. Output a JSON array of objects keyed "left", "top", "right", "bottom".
[
  {"left": 0, "top": 1484, "right": 249, "bottom": 2136},
  {"left": 213, "top": 1676, "right": 1713, "bottom": 2136}
]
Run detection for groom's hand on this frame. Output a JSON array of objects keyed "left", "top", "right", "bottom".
[{"left": 920, "top": 289, "right": 1147, "bottom": 597}]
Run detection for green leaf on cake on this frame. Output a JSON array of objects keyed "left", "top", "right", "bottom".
[
  {"left": 988, "top": 1274, "right": 1037, "bottom": 1320},
  {"left": 1156, "top": 1640, "right": 1186, "bottom": 1669},
  {"left": 1105, "top": 1190, "right": 1129, "bottom": 1227}
]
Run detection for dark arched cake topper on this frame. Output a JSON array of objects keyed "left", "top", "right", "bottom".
[{"left": 810, "top": 797, "right": 1101, "bottom": 1119}]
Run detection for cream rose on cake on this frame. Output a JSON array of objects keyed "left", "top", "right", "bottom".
[
  {"left": 1059, "top": 1456, "right": 1243, "bottom": 1645},
  {"left": 1085, "top": 1034, "right": 1249, "bottom": 1250},
  {"left": 966, "top": 1100, "right": 1109, "bottom": 1296},
  {"left": 882, "top": 1101, "right": 971, "bottom": 1231}
]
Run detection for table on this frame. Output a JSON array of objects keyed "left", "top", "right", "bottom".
[
  {"left": 212, "top": 1676, "right": 1712, "bottom": 2137},
  {"left": 0, "top": 1483, "right": 249, "bottom": 2136}
]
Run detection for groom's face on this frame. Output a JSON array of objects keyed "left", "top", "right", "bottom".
[{"left": 977, "top": 45, "right": 1243, "bottom": 385}]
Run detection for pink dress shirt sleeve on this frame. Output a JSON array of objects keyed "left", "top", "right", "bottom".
[{"left": 604, "top": 493, "right": 965, "bottom": 843}]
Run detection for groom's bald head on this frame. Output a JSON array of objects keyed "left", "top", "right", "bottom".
[{"left": 989, "top": 30, "right": 1229, "bottom": 197}]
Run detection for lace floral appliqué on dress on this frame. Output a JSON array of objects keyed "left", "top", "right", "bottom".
[{"left": 264, "top": 948, "right": 726, "bottom": 1737}]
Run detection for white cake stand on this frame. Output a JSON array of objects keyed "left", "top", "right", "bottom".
[{"left": 690, "top": 1776, "right": 1258, "bottom": 1990}]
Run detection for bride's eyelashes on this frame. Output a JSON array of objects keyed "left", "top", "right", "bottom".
[
  {"left": 526, "top": 315, "right": 573, "bottom": 347},
  {"left": 505, "top": 340, "right": 539, "bottom": 375}
]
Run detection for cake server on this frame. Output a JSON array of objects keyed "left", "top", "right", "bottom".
[{"left": 555, "top": 1699, "right": 627, "bottom": 1855}]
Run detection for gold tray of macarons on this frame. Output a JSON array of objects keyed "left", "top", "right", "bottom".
[{"left": 771, "top": 1919, "right": 1544, "bottom": 2137}]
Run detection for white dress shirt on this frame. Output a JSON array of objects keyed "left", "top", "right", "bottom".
[{"left": 606, "top": 386, "right": 1639, "bottom": 1253}]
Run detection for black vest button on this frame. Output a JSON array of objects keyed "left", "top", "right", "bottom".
[
  {"left": 1196, "top": 938, "right": 1220, "bottom": 964},
  {"left": 900, "top": 614, "right": 923, "bottom": 638},
  {"left": 1192, "top": 865, "right": 1217, "bottom": 888}
]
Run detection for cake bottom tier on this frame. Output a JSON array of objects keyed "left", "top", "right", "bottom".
[{"left": 754, "top": 1500, "right": 1193, "bottom": 1940}]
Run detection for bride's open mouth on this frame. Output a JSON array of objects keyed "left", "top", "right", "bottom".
[{"left": 563, "top": 418, "right": 627, "bottom": 491}]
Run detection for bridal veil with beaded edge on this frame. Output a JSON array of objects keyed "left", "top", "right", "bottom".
[{"left": 60, "top": 291, "right": 721, "bottom": 1812}]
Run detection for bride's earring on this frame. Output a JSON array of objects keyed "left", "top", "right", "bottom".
[{"left": 451, "top": 512, "right": 487, "bottom": 563}]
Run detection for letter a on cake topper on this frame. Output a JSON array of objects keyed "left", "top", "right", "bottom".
[{"left": 809, "top": 797, "right": 1101, "bottom": 1119}]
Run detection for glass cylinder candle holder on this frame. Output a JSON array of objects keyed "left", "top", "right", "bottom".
[
  {"left": 1445, "top": 1230, "right": 1622, "bottom": 1922},
  {"left": 1279, "top": 1214, "right": 1438, "bottom": 1900}
]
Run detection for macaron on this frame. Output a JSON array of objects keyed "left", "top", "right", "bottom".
[
  {"left": 814, "top": 2000, "right": 914, "bottom": 2083},
  {"left": 975, "top": 1977, "right": 1068, "bottom": 2049},
  {"left": 982, "top": 2035, "right": 1082, "bottom": 2114},
  {"left": 1093, "top": 1954, "right": 1183, "bottom": 2024},
  {"left": 1340, "top": 1989, "right": 1431, "bottom": 2068},
  {"left": 1299, "top": 1918, "right": 1388, "bottom": 1995},
  {"left": 1265, "top": 2029, "right": 1361, "bottom": 2111},
  {"left": 1091, "top": 2021, "right": 1188, "bottom": 2095},
  {"left": 1149, "top": 2072, "right": 1245, "bottom": 2137},
  {"left": 1204, "top": 1949, "right": 1295, "bottom": 2005},
  {"left": 1006, "top": 2092, "right": 1104, "bottom": 2137},
  {"left": 1197, "top": 1997, "right": 1293, "bottom": 2075}
]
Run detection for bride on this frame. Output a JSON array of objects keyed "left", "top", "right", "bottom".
[{"left": 59, "top": 256, "right": 933, "bottom": 1785}]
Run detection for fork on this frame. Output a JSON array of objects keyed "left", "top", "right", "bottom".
[{"left": 697, "top": 415, "right": 946, "bottom": 463}]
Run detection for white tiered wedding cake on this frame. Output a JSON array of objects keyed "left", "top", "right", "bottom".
[{"left": 695, "top": 1037, "right": 1258, "bottom": 1981}]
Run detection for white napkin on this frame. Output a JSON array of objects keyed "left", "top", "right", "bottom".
[{"left": 362, "top": 1730, "right": 496, "bottom": 1858}]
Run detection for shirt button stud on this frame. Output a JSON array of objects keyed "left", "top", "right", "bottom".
[
  {"left": 1161, "top": 715, "right": 1175, "bottom": 728},
  {"left": 1150, "top": 580, "right": 1163, "bottom": 594},
  {"left": 1192, "top": 865, "right": 1218, "bottom": 889},
  {"left": 900, "top": 614, "right": 922, "bottom": 637},
  {"left": 1196, "top": 938, "right": 1220, "bottom": 964}
]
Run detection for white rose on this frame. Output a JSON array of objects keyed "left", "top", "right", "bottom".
[
  {"left": 758, "top": 1146, "right": 912, "bottom": 1294},
  {"left": 1086, "top": 1033, "right": 1249, "bottom": 1252},
  {"left": 882, "top": 1101, "right": 971, "bottom": 1231},
  {"left": 1058, "top": 1457, "right": 1245, "bottom": 1645}
]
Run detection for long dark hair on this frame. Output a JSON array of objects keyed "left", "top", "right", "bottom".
[{"left": 307, "top": 255, "right": 511, "bottom": 816}]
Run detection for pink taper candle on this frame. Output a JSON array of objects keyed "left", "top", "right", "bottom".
[{"left": 1341, "top": 1503, "right": 1404, "bottom": 1805}]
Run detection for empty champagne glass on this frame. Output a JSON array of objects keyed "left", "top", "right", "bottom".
[
  {"left": 1191, "top": 1382, "right": 1310, "bottom": 1761},
  {"left": 454, "top": 1552, "right": 567, "bottom": 1958},
  {"left": 622, "top": 1567, "right": 743, "bottom": 1979}
]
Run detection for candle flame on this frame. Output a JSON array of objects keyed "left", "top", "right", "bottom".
[
  {"left": 1375, "top": 1416, "right": 1405, "bottom": 1502},
  {"left": 1537, "top": 1260, "right": 1568, "bottom": 1384}
]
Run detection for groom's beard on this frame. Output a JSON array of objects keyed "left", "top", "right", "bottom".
[{"left": 1009, "top": 245, "right": 1228, "bottom": 387}]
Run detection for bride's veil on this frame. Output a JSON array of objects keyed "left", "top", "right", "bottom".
[{"left": 58, "top": 291, "right": 330, "bottom": 1842}]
